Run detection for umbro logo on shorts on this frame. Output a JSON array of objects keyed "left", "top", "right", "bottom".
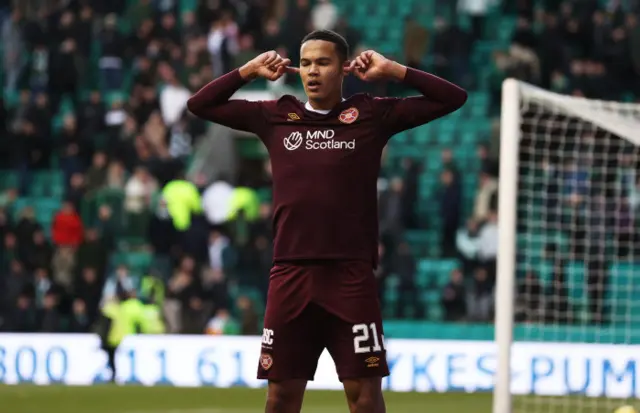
[{"left": 365, "top": 356, "right": 380, "bottom": 368}]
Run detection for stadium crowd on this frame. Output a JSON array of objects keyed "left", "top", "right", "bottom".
[{"left": 0, "top": 0, "right": 639, "bottom": 334}]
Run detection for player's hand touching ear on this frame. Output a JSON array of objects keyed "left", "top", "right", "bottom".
[
  {"left": 346, "top": 50, "right": 405, "bottom": 82},
  {"left": 240, "top": 51, "right": 298, "bottom": 82}
]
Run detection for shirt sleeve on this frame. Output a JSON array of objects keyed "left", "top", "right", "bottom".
[
  {"left": 187, "top": 68, "right": 270, "bottom": 134},
  {"left": 373, "top": 68, "right": 468, "bottom": 136}
]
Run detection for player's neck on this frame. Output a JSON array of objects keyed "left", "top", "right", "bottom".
[{"left": 307, "top": 95, "right": 343, "bottom": 111}]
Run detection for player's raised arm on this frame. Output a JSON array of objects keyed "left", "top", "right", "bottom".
[
  {"left": 348, "top": 50, "right": 468, "bottom": 134},
  {"left": 186, "top": 51, "right": 296, "bottom": 133}
]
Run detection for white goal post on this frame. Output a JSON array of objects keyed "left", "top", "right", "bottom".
[{"left": 494, "top": 78, "right": 640, "bottom": 413}]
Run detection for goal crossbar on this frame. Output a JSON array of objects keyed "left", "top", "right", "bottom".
[{"left": 518, "top": 82, "right": 640, "bottom": 146}]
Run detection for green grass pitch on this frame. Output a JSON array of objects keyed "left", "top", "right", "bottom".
[
  {"left": 1, "top": 385, "right": 493, "bottom": 413},
  {"left": 3, "top": 385, "right": 629, "bottom": 413}
]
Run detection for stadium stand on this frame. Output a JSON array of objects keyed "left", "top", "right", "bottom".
[{"left": 1, "top": 0, "right": 639, "bottom": 338}]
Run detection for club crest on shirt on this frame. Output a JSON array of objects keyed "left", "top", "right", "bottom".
[
  {"left": 287, "top": 113, "right": 301, "bottom": 121},
  {"left": 338, "top": 107, "right": 359, "bottom": 124},
  {"left": 260, "top": 353, "right": 273, "bottom": 370}
]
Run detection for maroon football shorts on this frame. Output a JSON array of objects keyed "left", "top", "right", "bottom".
[{"left": 257, "top": 260, "right": 389, "bottom": 382}]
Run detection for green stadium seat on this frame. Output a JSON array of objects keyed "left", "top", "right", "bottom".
[
  {"left": 111, "top": 251, "right": 152, "bottom": 275},
  {"left": 29, "top": 171, "right": 64, "bottom": 198},
  {"left": 423, "top": 290, "right": 440, "bottom": 304},
  {"left": 418, "top": 258, "right": 460, "bottom": 288},
  {"left": 0, "top": 170, "right": 19, "bottom": 190},
  {"left": 394, "top": 131, "right": 410, "bottom": 144},
  {"left": 459, "top": 130, "right": 478, "bottom": 146}
]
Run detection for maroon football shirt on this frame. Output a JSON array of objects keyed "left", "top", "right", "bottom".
[{"left": 187, "top": 67, "right": 467, "bottom": 267}]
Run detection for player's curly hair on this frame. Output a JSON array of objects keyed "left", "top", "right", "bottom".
[{"left": 301, "top": 30, "right": 350, "bottom": 62}]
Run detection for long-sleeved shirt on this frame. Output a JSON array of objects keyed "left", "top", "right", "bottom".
[{"left": 188, "top": 67, "right": 467, "bottom": 266}]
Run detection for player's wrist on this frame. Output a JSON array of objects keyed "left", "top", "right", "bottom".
[
  {"left": 385, "top": 61, "right": 407, "bottom": 82},
  {"left": 239, "top": 63, "right": 258, "bottom": 81}
]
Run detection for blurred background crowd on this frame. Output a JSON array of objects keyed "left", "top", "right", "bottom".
[{"left": 0, "top": 0, "right": 639, "bottom": 336}]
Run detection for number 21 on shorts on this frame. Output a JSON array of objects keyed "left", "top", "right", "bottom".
[{"left": 352, "top": 323, "right": 385, "bottom": 354}]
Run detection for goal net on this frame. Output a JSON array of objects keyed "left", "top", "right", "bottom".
[{"left": 494, "top": 79, "right": 640, "bottom": 413}]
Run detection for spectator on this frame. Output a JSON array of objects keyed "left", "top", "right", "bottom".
[
  {"left": 147, "top": 200, "right": 178, "bottom": 279},
  {"left": 75, "top": 267, "right": 103, "bottom": 322},
  {"left": 432, "top": 17, "right": 472, "bottom": 88},
  {"left": 6, "top": 294, "right": 37, "bottom": 332},
  {"left": 457, "top": 0, "right": 494, "bottom": 39},
  {"left": 2, "top": 234, "right": 20, "bottom": 275},
  {"left": 202, "top": 178, "right": 234, "bottom": 225},
  {"left": 477, "top": 210, "right": 498, "bottom": 279},
  {"left": 51, "top": 247, "right": 75, "bottom": 292},
  {"left": 77, "top": 92, "right": 107, "bottom": 143},
  {"left": 516, "top": 271, "right": 544, "bottom": 323},
  {"left": 58, "top": 115, "right": 88, "bottom": 186},
  {"left": 3, "top": 259, "right": 29, "bottom": 313},
  {"left": 441, "top": 268, "right": 467, "bottom": 321},
  {"left": 439, "top": 169, "right": 462, "bottom": 257},
  {"left": 2, "top": 8, "right": 25, "bottom": 93},
  {"left": 208, "top": 230, "right": 231, "bottom": 272},
  {"left": 124, "top": 166, "right": 158, "bottom": 214},
  {"left": 33, "top": 267, "right": 54, "bottom": 308},
  {"left": 24, "top": 228, "right": 53, "bottom": 271},
  {"left": 14, "top": 206, "right": 40, "bottom": 247},
  {"left": 99, "top": 14, "right": 126, "bottom": 91},
  {"left": 48, "top": 38, "right": 80, "bottom": 114},
  {"left": 207, "top": 10, "right": 239, "bottom": 78},
  {"left": 473, "top": 172, "right": 498, "bottom": 223},
  {"left": 124, "top": 0, "right": 152, "bottom": 30},
  {"left": 456, "top": 218, "right": 480, "bottom": 275},
  {"left": 236, "top": 295, "right": 259, "bottom": 335},
  {"left": 159, "top": 63, "right": 191, "bottom": 127},
  {"left": 102, "top": 264, "right": 135, "bottom": 303},
  {"left": 164, "top": 268, "right": 193, "bottom": 334},
  {"left": 374, "top": 242, "right": 389, "bottom": 305},
  {"left": 168, "top": 113, "right": 194, "bottom": 160},
  {"left": 85, "top": 152, "right": 109, "bottom": 196},
  {"left": 379, "top": 177, "right": 405, "bottom": 245},
  {"left": 69, "top": 299, "right": 91, "bottom": 332},
  {"left": 0, "top": 188, "right": 17, "bottom": 210},
  {"left": 37, "top": 290, "right": 61, "bottom": 332},
  {"left": 67, "top": 173, "right": 87, "bottom": 211},
  {"left": 311, "top": 0, "right": 338, "bottom": 31},
  {"left": 106, "top": 161, "right": 127, "bottom": 190},
  {"left": 403, "top": 17, "right": 429, "bottom": 71},
  {"left": 476, "top": 143, "right": 498, "bottom": 177},
  {"left": 441, "top": 148, "right": 459, "bottom": 178},
  {"left": 51, "top": 201, "right": 84, "bottom": 247},
  {"left": 95, "top": 205, "right": 117, "bottom": 250},
  {"left": 399, "top": 158, "right": 421, "bottom": 229},
  {"left": 201, "top": 266, "right": 230, "bottom": 317},
  {"left": 467, "top": 267, "right": 493, "bottom": 321},
  {"left": 76, "top": 228, "right": 108, "bottom": 279},
  {"left": 13, "top": 120, "right": 47, "bottom": 194},
  {"left": 394, "top": 242, "right": 423, "bottom": 319},
  {"left": 205, "top": 308, "right": 240, "bottom": 335}
]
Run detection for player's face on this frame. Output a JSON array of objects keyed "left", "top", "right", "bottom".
[{"left": 299, "top": 40, "right": 344, "bottom": 102}]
